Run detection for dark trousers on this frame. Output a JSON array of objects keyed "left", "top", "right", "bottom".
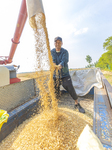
[{"left": 53, "top": 75, "right": 78, "bottom": 100}]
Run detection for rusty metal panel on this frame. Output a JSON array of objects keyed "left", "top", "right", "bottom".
[
  {"left": 93, "top": 87, "right": 112, "bottom": 149},
  {"left": 0, "top": 79, "right": 36, "bottom": 112}
]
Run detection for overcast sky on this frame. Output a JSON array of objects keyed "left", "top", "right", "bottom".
[{"left": 0, "top": 0, "right": 112, "bottom": 73}]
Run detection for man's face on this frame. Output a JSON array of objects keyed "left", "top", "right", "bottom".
[{"left": 54, "top": 40, "right": 63, "bottom": 51}]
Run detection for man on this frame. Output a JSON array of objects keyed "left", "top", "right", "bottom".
[{"left": 51, "top": 36, "right": 85, "bottom": 113}]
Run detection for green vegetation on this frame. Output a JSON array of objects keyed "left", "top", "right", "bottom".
[
  {"left": 94, "top": 36, "right": 112, "bottom": 70},
  {"left": 103, "top": 36, "right": 112, "bottom": 51},
  {"left": 95, "top": 51, "right": 112, "bottom": 70},
  {"left": 104, "top": 74, "right": 112, "bottom": 85},
  {"left": 102, "top": 70, "right": 112, "bottom": 85},
  {"left": 85, "top": 55, "right": 94, "bottom": 68},
  {"left": 86, "top": 55, "right": 92, "bottom": 64}
]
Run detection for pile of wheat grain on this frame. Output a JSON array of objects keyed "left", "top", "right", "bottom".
[{"left": 0, "top": 108, "right": 92, "bottom": 150}]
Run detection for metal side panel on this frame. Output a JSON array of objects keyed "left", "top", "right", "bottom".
[
  {"left": 101, "top": 72, "right": 112, "bottom": 108},
  {"left": 93, "top": 87, "right": 112, "bottom": 149},
  {"left": 0, "top": 79, "right": 36, "bottom": 112},
  {"left": 0, "top": 97, "right": 40, "bottom": 142}
]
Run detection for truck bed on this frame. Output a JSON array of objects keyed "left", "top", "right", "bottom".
[{"left": 0, "top": 70, "right": 112, "bottom": 149}]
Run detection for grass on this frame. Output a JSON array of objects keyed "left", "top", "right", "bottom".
[
  {"left": 101, "top": 70, "right": 112, "bottom": 86},
  {"left": 17, "top": 71, "right": 50, "bottom": 81},
  {"left": 103, "top": 74, "right": 112, "bottom": 85}
]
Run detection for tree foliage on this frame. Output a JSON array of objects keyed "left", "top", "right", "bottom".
[
  {"left": 85, "top": 36, "right": 112, "bottom": 70},
  {"left": 85, "top": 55, "right": 94, "bottom": 68},
  {"left": 85, "top": 64, "right": 94, "bottom": 68},
  {"left": 85, "top": 55, "right": 92, "bottom": 64},
  {"left": 103, "top": 36, "right": 112, "bottom": 51},
  {"left": 95, "top": 36, "right": 112, "bottom": 70},
  {"left": 95, "top": 51, "right": 112, "bottom": 70}
]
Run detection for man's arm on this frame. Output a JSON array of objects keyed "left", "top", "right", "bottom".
[
  {"left": 51, "top": 50, "right": 58, "bottom": 69},
  {"left": 59, "top": 50, "right": 69, "bottom": 67}
]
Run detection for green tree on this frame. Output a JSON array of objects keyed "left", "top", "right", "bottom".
[
  {"left": 94, "top": 61, "right": 98, "bottom": 67},
  {"left": 103, "top": 36, "right": 112, "bottom": 51},
  {"left": 85, "top": 63, "right": 94, "bottom": 68},
  {"left": 86, "top": 55, "right": 92, "bottom": 64},
  {"left": 95, "top": 51, "right": 112, "bottom": 70},
  {"left": 95, "top": 36, "right": 112, "bottom": 70},
  {"left": 85, "top": 55, "right": 93, "bottom": 68}
]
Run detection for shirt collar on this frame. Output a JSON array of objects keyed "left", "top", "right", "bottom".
[{"left": 55, "top": 48, "right": 62, "bottom": 53}]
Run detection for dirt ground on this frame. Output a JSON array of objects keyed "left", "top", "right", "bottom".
[
  {"left": 102, "top": 70, "right": 112, "bottom": 75},
  {"left": 59, "top": 92, "right": 94, "bottom": 119},
  {"left": 17, "top": 73, "right": 33, "bottom": 81}
]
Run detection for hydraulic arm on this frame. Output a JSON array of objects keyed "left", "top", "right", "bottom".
[
  {"left": 0, "top": 0, "right": 27, "bottom": 64},
  {"left": 0, "top": 0, "right": 44, "bottom": 65}
]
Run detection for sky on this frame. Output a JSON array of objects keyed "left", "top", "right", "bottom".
[{"left": 0, "top": 0, "right": 112, "bottom": 73}]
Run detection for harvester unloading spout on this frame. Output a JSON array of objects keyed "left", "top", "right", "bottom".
[
  {"left": 8, "top": 0, "right": 27, "bottom": 64},
  {"left": 0, "top": 0, "right": 27, "bottom": 64},
  {"left": 26, "top": 0, "right": 44, "bottom": 29}
]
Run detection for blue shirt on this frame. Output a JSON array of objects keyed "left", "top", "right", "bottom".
[{"left": 51, "top": 47, "right": 69, "bottom": 78}]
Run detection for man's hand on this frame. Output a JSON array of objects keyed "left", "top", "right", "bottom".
[
  {"left": 58, "top": 64, "right": 62, "bottom": 70},
  {"left": 53, "top": 63, "right": 62, "bottom": 70}
]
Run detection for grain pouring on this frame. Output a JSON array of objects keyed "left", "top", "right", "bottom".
[{"left": 0, "top": 7, "right": 93, "bottom": 150}]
